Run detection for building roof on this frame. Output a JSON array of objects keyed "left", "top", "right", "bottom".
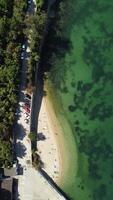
[
  {"left": 4, "top": 167, "right": 17, "bottom": 177},
  {"left": 0, "top": 167, "right": 17, "bottom": 178}
]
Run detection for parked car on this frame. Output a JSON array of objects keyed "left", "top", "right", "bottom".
[
  {"left": 25, "top": 102, "right": 30, "bottom": 109},
  {"left": 25, "top": 116, "right": 29, "bottom": 120},
  {"left": 25, "top": 97, "right": 31, "bottom": 103},
  {"left": 24, "top": 96, "right": 31, "bottom": 102},
  {"left": 24, "top": 112, "right": 29, "bottom": 117},
  {"left": 24, "top": 112, "right": 30, "bottom": 116},
  {"left": 25, "top": 93, "right": 31, "bottom": 99},
  {"left": 25, "top": 100, "right": 30, "bottom": 105},
  {"left": 23, "top": 106, "right": 30, "bottom": 113},
  {"left": 24, "top": 118, "right": 29, "bottom": 124}
]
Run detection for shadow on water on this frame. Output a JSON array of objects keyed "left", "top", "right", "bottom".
[
  {"left": 41, "top": 30, "right": 72, "bottom": 72},
  {"left": 40, "top": 0, "right": 73, "bottom": 73}
]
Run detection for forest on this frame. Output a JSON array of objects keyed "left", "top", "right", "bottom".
[
  {"left": 0, "top": 0, "right": 46, "bottom": 167},
  {"left": 0, "top": 0, "right": 27, "bottom": 167},
  {"left": 26, "top": 2, "right": 46, "bottom": 86}
]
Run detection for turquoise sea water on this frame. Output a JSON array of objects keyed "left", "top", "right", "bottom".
[{"left": 47, "top": 0, "right": 113, "bottom": 199}]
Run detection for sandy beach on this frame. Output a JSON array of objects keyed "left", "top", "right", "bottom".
[
  {"left": 37, "top": 80, "right": 78, "bottom": 190},
  {"left": 37, "top": 92, "right": 70, "bottom": 186},
  {"left": 37, "top": 97, "right": 62, "bottom": 184}
]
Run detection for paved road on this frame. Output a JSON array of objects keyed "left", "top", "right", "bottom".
[
  {"left": 17, "top": 168, "right": 67, "bottom": 200},
  {"left": 13, "top": 26, "right": 32, "bottom": 168},
  {"left": 14, "top": 0, "right": 38, "bottom": 171}
]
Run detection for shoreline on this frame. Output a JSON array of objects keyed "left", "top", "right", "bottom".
[
  {"left": 37, "top": 94, "right": 65, "bottom": 185},
  {"left": 43, "top": 96, "right": 64, "bottom": 184},
  {"left": 44, "top": 80, "right": 78, "bottom": 188},
  {"left": 37, "top": 77, "right": 78, "bottom": 192},
  {"left": 43, "top": 92, "right": 69, "bottom": 186}
]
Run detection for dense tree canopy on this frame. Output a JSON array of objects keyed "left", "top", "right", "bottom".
[
  {"left": 25, "top": 0, "right": 46, "bottom": 85},
  {"left": 0, "top": 0, "right": 47, "bottom": 167},
  {"left": 0, "top": 0, "right": 27, "bottom": 167}
]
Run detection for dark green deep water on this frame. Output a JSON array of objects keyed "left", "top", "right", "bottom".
[{"left": 48, "top": 0, "right": 113, "bottom": 199}]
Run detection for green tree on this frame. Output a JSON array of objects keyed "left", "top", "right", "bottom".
[{"left": 28, "top": 132, "right": 37, "bottom": 142}]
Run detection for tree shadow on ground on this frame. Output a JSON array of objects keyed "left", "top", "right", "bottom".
[
  {"left": 14, "top": 123, "right": 26, "bottom": 141},
  {"left": 17, "top": 164, "right": 23, "bottom": 175},
  {"left": 37, "top": 132, "right": 46, "bottom": 141},
  {"left": 0, "top": 188, "right": 11, "bottom": 200},
  {"left": 15, "top": 141, "right": 26, "bottom": 159},
  {"left": 13, "top": 178, "right": 19, "bottom": 200},
  {"left": 30, "top": 66, "right": 44, "bottom": 150}
]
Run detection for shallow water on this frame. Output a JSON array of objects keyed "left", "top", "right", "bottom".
[{"left": 48, "top": 0, "right": 113, "bottom": 199}]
